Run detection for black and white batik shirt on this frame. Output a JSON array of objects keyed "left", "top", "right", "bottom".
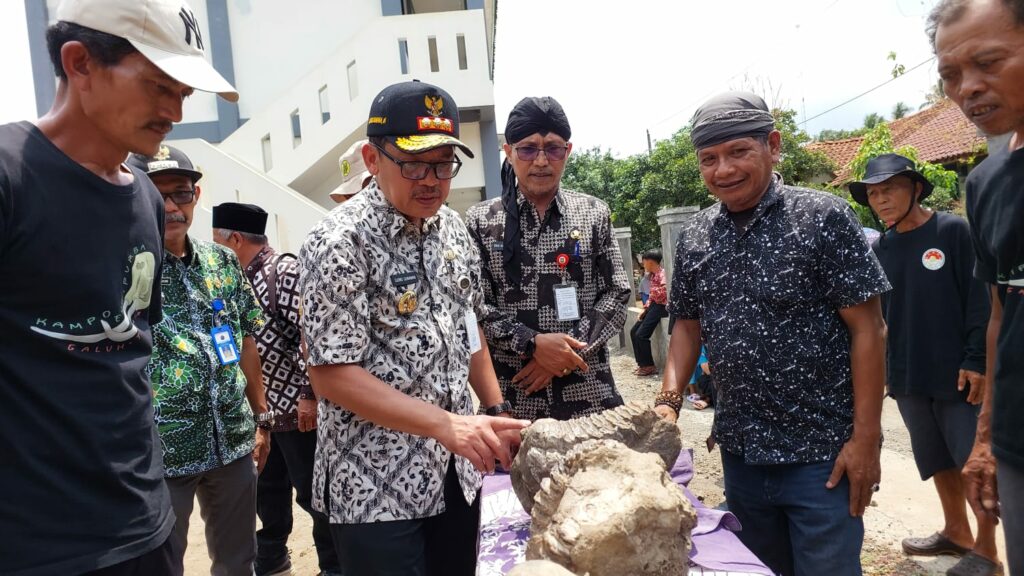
[
  {"left": 670, "top": 176, "right": 890, "bottom": 465},
  {"left": 466, "top": 189, "right": 632, "bottom": 421},
  {"left": 299, "top": 181, "right": 483, "bottom": 524}
]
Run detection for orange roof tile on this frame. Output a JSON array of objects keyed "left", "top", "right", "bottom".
[{"left": 806, "top": 99, "right": 987, "bottom": 185}]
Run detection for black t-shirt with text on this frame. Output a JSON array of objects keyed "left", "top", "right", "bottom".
[
  {"left": 0, "top": 122, "right": 172, "bottom": 575},
  {"left": 966, "top": 144, "right": 1024, "bottom": 468}
]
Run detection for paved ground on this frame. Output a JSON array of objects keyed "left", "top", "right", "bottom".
[{"left": 183, "top": 348, "right": 1008, "bottom": 575}]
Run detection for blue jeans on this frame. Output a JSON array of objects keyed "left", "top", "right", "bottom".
[{"left": 721, "top": 449, "right": 864, "bottom": 576}]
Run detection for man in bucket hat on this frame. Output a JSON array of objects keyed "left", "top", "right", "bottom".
[
  {"left": 329, "top": 139, "right": 373, "bottom": 203},
  {"left": 0, "top": 0, "right": 236, "bottom": 574},
  {"left": 850, "top": 154, "right": 1000, "bottom": 576},
  {"left": 299, "top": 80, "right": 528, "bottom": 576}
]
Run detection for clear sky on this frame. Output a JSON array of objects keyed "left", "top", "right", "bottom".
[
  {"left": 493, "top": 0, "right": 945, "bottom": 156},
  {"left": 1, "top": 0, "right": 945, "bottom": 156}
]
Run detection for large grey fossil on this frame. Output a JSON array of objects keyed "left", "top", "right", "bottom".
[
  {"left": 525, "top": 440, "right": 697, "bottom": 576},
  {"left": 510, "top": 402, "right": 682, "bottom": 511}
]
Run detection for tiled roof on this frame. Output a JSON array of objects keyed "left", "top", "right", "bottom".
[{"left": 806, "top": 99, "right": 987, "bottom": 185}]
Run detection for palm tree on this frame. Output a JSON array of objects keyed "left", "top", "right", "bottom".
[{"left": 892, "top": 102, "right": 911, "bottom": 120}]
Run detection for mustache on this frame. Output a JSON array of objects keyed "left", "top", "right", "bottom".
[
  {"left": 411, "top": 185, "right": 441, "bottom": 197},
  {"left": 165, "top": 213, "right": 187, "bottom": 224}
]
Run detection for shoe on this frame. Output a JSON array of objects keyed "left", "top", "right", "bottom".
[
  {"left": 636, "top": 366, "right": 658, "bottom": 376},
  {"left": 902, "top": 532, "right": 971, "bottom": 557},
  {"left": 946, "top": 552, "right": 1004, "bottom": 576},
  {"left": 255, "top": 555, "right": 292, "bottom": 576}
]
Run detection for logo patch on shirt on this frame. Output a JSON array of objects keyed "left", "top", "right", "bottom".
[{"left": 922, "top": 248, "right": 946, "bottom": 271}]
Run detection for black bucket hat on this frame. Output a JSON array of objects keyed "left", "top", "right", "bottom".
[{"left": 848, "top": 153, "right": 933, "bottom": 206}]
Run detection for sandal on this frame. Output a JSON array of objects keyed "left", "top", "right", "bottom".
[
  {"left": 636, "top": 366, "right": 659, "bottom": 377},
  {"left": 946, "top": 552, "right": 1004, "bottom": 576},
  {"left": 902, "top": 532, "right": 971, "bottom": 557},
  {"left": 693, "top": 399, "right": 709, "bottom": 410}
]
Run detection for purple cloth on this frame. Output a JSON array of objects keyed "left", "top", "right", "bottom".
[{"left": 477, "top": 450, "right": 774, "bottom": 575}]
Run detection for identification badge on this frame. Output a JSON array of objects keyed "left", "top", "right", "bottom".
[
  {"left": 465, "top": 310, "right": 482, "bottom": 354},
  {"left": 211, "top": 325, "right": 240, "bottom": 365},
  {"left": 554, "top": 284, "right": 581, "bottom": 321}
]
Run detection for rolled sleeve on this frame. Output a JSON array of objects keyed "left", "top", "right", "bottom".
[
  {"left": 299, "top": 231, "right": 370, "bottom": 367},
  {"left": 817, "top": 204, "right": 891, "bottom": 309}
]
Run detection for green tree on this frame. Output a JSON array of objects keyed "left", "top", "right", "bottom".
[
  {"left": 863, "top": 112, "right": 886, "bottom": 129},
  {"left": 920, "top": 79, "right": 947, "bottom": 109},
  {"left": 892, "top": 101, "right": 911, "bottom": 120}
]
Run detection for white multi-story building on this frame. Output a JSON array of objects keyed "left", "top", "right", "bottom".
[{"left": 23, "top": 0, "right": 500, "bottom": 251}]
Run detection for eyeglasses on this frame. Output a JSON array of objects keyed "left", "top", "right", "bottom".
[
  {"left": 161, "top": 190, "right": 196, "bottom": 205},
  {"left": 373, "top": 144, "right": 462, "bottom": 180},
  {"left": 511, "top": 144, "right": 570, "bottom": 162}
]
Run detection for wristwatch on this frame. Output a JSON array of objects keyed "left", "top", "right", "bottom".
[
  {"left": 254, "top": 411, "right": 276, "bottom": 430},
  {"left": 485, "top": 401, "right": 513, "bottom": 417}
]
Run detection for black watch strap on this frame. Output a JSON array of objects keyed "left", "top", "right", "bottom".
[{"left": 484, "top": 401, "right": 513, "bottom": 417}]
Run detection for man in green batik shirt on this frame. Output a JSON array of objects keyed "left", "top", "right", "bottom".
[{"left": 129, "top": 146, "right": 271, "bottom": 576}]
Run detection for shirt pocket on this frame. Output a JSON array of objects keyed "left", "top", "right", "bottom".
[{"left": 752, "top": 251, "right": 818, "bottom": 310}]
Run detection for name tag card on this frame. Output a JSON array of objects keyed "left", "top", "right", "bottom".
[
  {"left": 465, "top": 310, "right": 482, "bottom": 354},
  {"left": 211, "top": 325, "right": 240, "bottom": 365},
  {"left": 554, "top": 284, "right": 580, "bottom": 321}
]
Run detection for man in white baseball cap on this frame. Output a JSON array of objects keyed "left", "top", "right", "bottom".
[
  {"left": 329, "top": 139, "right": 373, "bottom": 203},
  {"left": 0, "top": 1, "right": 237, "bottom": 575}
]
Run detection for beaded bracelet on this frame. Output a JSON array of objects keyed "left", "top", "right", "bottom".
[{"left": 654, "top": 390, "right": 683, "bottom": 414}]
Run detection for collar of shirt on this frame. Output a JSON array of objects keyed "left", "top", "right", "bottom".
[
  {"left": 515, "top": 187, "right": 566, "bottom": 219},
  {"left": 244, "top": 245, "right": 275, "bottom": 277},
  {"left": 711, "top": 172, "right": 784, "bottom": 235},
  {"left": 362, "top": 182, "right": 442, "bottom": 240},
  {"left": 164, "top": 235, "right": 199, "bottom": 268}
]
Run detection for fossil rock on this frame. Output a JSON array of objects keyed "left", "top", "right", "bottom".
[
  {"left": 507, "top": 560, "right": 579, "bottom": 576},
  {"left": 526, "top": 440, "right": 696, "bottom": 576},
  {"left": 511, "top": 402, "right": 681, "bottom": 511}
]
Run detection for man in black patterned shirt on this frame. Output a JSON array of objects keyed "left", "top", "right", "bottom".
[
  {"left": 466, "top": 97, "right": 632, "bottom": 421},
  {"left": 212, "top": 202, "right": 341, "bottom": 576},
  {"left": 655, "top": 92, "right": 890, "bottom": 576}
]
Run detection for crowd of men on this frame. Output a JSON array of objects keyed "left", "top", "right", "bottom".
[{"left": 0, "top": 0, "right": 1021, "bottom": 575}]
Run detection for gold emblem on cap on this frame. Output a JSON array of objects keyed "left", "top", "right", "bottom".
[
  {"left": 398, "top": 289, "right": 417, "bottom": 315},
  {"left": 341, "top": 159, "right": 351, "bottom": 177},
  {"left": 425, "top": 95, "right": 444, "bottom": 117},
  {"left": 570, "top": 229, "right": 582, "bottom": 240},
  {"left": 154, "top": 146, "right": 171, "bottom": 161}
]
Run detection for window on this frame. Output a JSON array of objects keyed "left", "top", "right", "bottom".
[
  {"left": 347, "top": 60, "right": 358, "bottom": 100},
  {"left": 398, "top": 39, "right": 410, "bottom": 74},
  {"left": 318, "top": 85, "right": 331, "bottom": 123},
  {"left": 261, "top": 134, "right": 272, "bottom": 171},
  {"left": 456, "top": 34, "right": 468, "bottom": 70},
  {"left": 290, "top": 110, "right": 301, "bottom": 147},
  {"left": 427, "top": 37, "right": 439, "bottom": 72}
]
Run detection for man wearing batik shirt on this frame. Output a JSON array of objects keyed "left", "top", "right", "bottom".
[
  {"left": 630, "top": 250, "right": 669, "bottom": 377},
  {"left": 466, "top": 96, "right": 632, "bottom": 421},
  {"left": 654, "top": 92, "right": 889, "bottom": 576},
  {"left": 129, "top": 147, "right": 271, "bottom": 576},
  {"left": 211, "top": 202, "right": 341, "bottom": 576},
  {"left": 299, "top": 80, "right": 527, "bottom": 576}
]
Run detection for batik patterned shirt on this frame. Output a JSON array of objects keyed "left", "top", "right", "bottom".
[
  {"left": 465, "top": 189, "right": 632, "bottom": 421},
  {"left": 647, "top": 268, "right": 668, "bottom": 307},
  {"left": 244, "top": 246, "right": 311, "bottom": 432},
  {"left": 149, "top": 237, "right": 266, "bottom": 477},
  {"left": 299, "top": 182, "right": 483, "bottom": 524},
  {"left": 669, "top": 177, "right": 890, "bottom": 465}
]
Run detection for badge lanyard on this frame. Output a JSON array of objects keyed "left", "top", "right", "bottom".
[
  {"left": 553, "top": 252, "right": 580, "bottom": 321},
  {"left": 210, "top": 298, "right": 240, "bottom": 365}
]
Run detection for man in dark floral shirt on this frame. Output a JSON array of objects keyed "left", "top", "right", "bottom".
[
  {"left": 655, "top": 92, "right": 890, "bottom": 576},
  {"left": 466, "top": 96, "right": 632, "bottom": 421}
]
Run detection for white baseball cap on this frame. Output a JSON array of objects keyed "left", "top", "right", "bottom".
[
  {"left": 56, "top": 0, "right": 238, "bottom": 102},
  {"left": 329, "top": 140, "right": 373, "bottom": 199}
]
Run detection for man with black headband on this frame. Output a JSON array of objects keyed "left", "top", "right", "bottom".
[
  {"left": 212, "top": 202, "right": 342, "bottom": 576},
  {"left": 299, "top": 80, "right": 527, "bottom": 576},
  {"left": 655, "top": 91, "right": 890, "bottom": 575},
  {"left": 849, "top": 155, "right": 999, "bottom": 575},
  {"left": 466, "top": 96, "right": 632, "bottom": 421}
]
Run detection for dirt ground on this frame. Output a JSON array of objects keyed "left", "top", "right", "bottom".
[{"left": 183, "top": 348, "right": 1008, "bottom": 575}]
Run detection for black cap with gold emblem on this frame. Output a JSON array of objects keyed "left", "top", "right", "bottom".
[
  {"left": 366, "top": 80, "right": 475, "bottom": 158},
  {"left": 127, "top": 144, "right": 203, "bottom": 183}
]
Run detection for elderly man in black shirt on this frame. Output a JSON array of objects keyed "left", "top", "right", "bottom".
[{"left": 655, "top": 92, "right": 890, "bottom": 576}]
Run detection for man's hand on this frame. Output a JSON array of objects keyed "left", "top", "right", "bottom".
[
  {"left": 253, "top": 428, "right": 271, "bottom": 474},
  {"left": 654, "top": 404, "right": 678, "bottom": 423},
  {"left": 826, "top": 432, "right": 881, "bottom": 517},
  {"left": 298, "top": 398, "right": 318, "bottom": 432},
  {"left": 512, "top": 360, "right": 558, "bottom": 396},
  {"left": 638, "top": 308, "right": 648, "bottom": 321},
  {"left": 957, "top": 369, "right": 986, "bottom": 405},
  {"left": 963, "top": 439, "right": 1000, "bottom": 523},
  {"left": 533, "top": 333, "right": 589, "bottom": 377},
  {"left": 437, "top": 414, "right": 530, "bottom": 473}
]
